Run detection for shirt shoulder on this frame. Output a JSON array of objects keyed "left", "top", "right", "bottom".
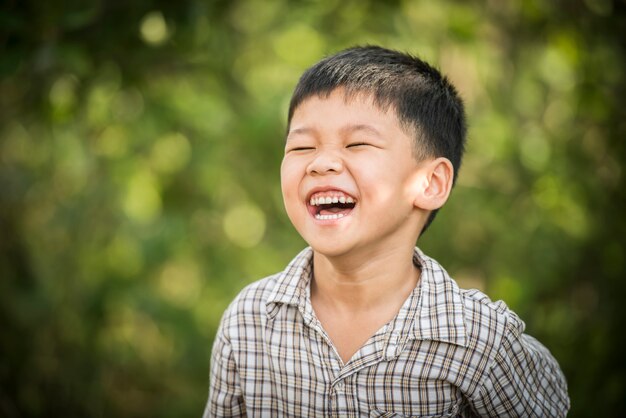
[
  {"left": 414, "top": 248, "right": 521, "bottom": 351},
  {"left": 218, "top": 247, "right": 314, "bottom": 341},
  {"left": 458, "top": 286, "right": 524, "bottom": 363},
  {"left": 461, "top": 287, "right": 525, "bottom": 337},
  {"left": 414, "top": 249, "right": 528, "bottom": 396},
  {"left": 459, "top": 292, "right": 569, "bottom": 416},
  {"left": 220, "top": 273, "right": 280, "bottom": 329}
]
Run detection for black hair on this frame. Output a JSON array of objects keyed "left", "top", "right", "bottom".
[{"left": 287, "top": 45, "right": 467, "bottom": 234}]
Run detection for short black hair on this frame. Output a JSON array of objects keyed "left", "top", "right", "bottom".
[{"left": 287, "top": 45, "right": 467, "bottom": 234}]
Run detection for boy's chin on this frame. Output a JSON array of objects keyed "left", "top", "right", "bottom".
[
  {"left": 308, "top": 240, "right": 364, "bottom": 258},
  {"left": 308, "top": 240, "right": 356, "bottom": 259}
]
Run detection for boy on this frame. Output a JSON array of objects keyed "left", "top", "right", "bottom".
[{"left": 204, "top": 46, "right": 569, "bottom": 417}]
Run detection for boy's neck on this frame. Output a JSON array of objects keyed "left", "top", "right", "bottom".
[{"left": 311, "top": 245, "right": 420, "bottom": 314}]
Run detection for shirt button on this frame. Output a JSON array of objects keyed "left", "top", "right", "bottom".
[{"left": 334, "top": 381, "right": 344, "bottom": 392}]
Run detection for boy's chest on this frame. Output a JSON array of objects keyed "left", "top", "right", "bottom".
[
  {"left": 238, "top": 315, "right": 476, "bottom": 417},
  {"left": 313, "top": 309, "right": 395, "bottom": 365}
]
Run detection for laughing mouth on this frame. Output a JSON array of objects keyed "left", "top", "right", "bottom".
[{"left": 308, "top": 191, "right": 357, "bottom": 220}]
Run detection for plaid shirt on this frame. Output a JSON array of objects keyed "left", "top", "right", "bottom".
[{"left": 204, "top": 247, "right": 569, "bottom": 417}]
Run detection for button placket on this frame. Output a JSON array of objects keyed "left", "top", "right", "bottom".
[{"left": 330, "top": 378, "right": 349, "bottom": 416}]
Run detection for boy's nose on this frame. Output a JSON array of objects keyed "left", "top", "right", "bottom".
[{"left": 306, "top": 152, "right": 344, "bottom": 175}]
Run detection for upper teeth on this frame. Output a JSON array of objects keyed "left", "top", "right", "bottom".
[{"left": 309, "top": 194, "right": 355, "bottom": 206}]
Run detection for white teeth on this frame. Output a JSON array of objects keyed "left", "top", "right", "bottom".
[
  {"left": 314, "top": 213, "right": 346, "bottom": 220},
  {"left": 308, "top": 193, "right": 356, "bottom": 206}
]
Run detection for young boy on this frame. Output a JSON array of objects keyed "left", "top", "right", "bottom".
[{"left": 204, "top": 46, "right": 569, "bottom": 417}]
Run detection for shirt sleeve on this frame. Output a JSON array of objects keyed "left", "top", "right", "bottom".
[
  {"left": 203, "top": 321, "right": 246, "bottom": 418},
  {"left": 470, "top": 311, "right": 570, "bottom": 417}
]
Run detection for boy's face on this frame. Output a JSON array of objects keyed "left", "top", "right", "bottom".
[{"left": 281, "top": 89, "right": 425, "bottom": 258}]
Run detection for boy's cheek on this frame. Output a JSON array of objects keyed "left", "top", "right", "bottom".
[
  {"left": 280, "top": 163, "right": 302, "bottom": 198},
  {"left": 279, "top": 180, "right": 301, "bottom": 220},
  {"left": 280, "top": 160, "right": 295, "bottom": 184}
]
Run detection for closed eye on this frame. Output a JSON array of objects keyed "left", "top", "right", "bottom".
[
  {"left": 346, "top": 142, "right": 369, "bottom": 148},
  {"left": 287, "top": 146, "right": 315, "bottom": 152}
]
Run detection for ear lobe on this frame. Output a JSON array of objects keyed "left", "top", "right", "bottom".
[{"left": 413, "top": 158, "right": 454, "bottom": 210}]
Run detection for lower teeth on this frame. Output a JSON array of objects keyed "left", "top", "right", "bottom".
[{"left": 315, "top": 213, "right": 345, "bottom": 220}]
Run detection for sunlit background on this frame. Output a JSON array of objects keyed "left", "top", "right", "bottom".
[{"left": 1, "top": 0, "right": 624, "bottom": 417}]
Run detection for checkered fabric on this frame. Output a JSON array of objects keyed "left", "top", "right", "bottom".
[{"left": 204, "top": 247, "right": 569, "bottom": 417}]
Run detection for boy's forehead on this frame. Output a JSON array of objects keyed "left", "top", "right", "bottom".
[
  {"left": 307, "top": 88, "right": 384, "bottom": 108},
  {"left": 292, "top": 89, "right": 398, "bottom": 121},
  {"left": 289, "top": 88, "right": 412, "bottom": 135}
]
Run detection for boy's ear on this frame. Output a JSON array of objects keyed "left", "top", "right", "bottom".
[{"left": 412, "top": 158, "right": 454, "bottom": 210}]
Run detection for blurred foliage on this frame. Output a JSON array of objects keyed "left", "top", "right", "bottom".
[{"left": 1, "top": 0, "right": 625, "bottom": 416}]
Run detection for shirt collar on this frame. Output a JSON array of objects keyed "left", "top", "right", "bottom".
[
  {"left": 410, "top": 247, "right": 468, "bottom": 347},
  {"left": 265, "top": 247, "right": 468, "bottom": 348},
  {"left": 265, "top": 247, "right": 314, "bottom": 317}
]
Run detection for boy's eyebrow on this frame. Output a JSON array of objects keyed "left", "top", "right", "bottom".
[
  {"left": 286, "top": 127, "right": 314, "bottom": 140},
  {"left": 340, "top": 123, "right": 383, "bottom": 138},
  {"left": 286, "top": 124, "right": 383, "bottom": 140}
]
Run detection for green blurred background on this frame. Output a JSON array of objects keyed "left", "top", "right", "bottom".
[{"left": 1, "top": 0, "right": 624, "bottom": 416}]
